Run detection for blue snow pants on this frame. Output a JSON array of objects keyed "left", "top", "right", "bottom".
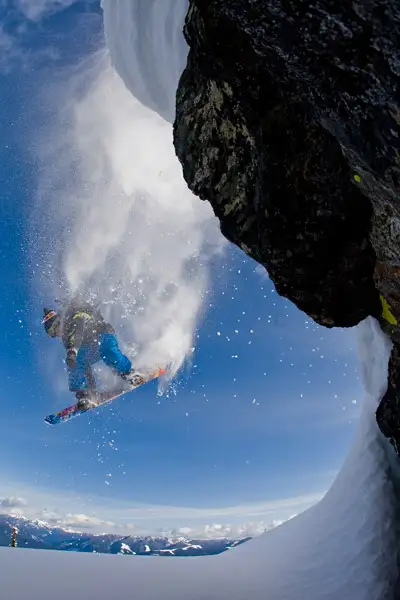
[{"left": 68, "top": 333, "right": 132, "bottom": 392}]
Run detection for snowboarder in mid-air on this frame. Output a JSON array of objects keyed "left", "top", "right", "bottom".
[{"left": 42, "top": 300, "right": 143, "bottom": 410}]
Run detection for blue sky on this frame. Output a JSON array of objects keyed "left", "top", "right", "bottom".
[{"left": 0, "top": 0, "right": 364, "bottom": 538}]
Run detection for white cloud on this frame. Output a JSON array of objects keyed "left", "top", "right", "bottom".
[
  {"left": 36, "top": 513, "right": 285, "bottom": 539},
  {"left": 0, "top": 23, "right": 22, "bottom": 73},
  {"left": 0, "top": 477, "right": 323, "bottom": 537},
  {"left": 1, "top": 496, "right": 290, "bottom": 538},
  {"left": 0, "top": 1, "right": 94, "bottom": 76},
  {"left": 116, "top": 493, "right": 323, "bottom": 522},
  {"left": 0, "top": 496, "right": 28, "bottom": 509},
  {"left": 0, "top": 19, "right": 62, "bottom": 75},
  {"left": 45, "top": 512, "right": 116, "bottom": 530},
  {"left": 171, "top": 519, "right": 289, "bottom": 539},
  {"left": 15, "top": 0, "right": 78, "bottom": 21},
  {"left": 3, "top": 501, "right": 292, "bottom": 538},
  {"left": 31, "top": 50, "right": 225, "bottom": 384}
]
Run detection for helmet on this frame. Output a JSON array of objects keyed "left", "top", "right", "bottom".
[{"left": 42, "top": 308, "right": 61, "bottom": 337}]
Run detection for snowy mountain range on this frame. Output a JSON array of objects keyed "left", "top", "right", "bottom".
[{"left": 0, "top": 514, "right": 250, "bottom": 556}]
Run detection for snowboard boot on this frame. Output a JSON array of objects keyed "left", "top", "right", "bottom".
[
  {"left": 75, "top": 390, "right": 99, "bottom": 410},
  {"left": 120, "top": 368, "right": 145, "bottom": 387}
]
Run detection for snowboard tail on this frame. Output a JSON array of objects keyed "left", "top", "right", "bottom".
[{"left": 44, "top": 366, "right": 167, "bottom": 426}]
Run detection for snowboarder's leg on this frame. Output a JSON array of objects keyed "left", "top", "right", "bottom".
[
  {"left": 98, "top": 333, "right": 132, "bottom": 374},
  {"left": 68, "top": 346, "right": 99, "bottom": 410},
  {"left": 68, "top": 347, "right": 90, "bottom": 392},
  {"left": 98, "top": 333, "right": 144, "bottom": 385}
]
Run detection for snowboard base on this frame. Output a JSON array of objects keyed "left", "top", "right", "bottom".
[{"left": 44, "top": 366, "right": 167, "bottom": 426}]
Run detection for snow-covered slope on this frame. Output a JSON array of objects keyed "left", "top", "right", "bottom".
[{"left": 5, "top": 3, "right": 399, "bottom": 599}]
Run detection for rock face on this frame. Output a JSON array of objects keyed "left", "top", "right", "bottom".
[{"left": 173, "top": 1, "right": 400, "bottom": 447}]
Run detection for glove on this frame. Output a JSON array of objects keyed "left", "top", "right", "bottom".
[{"left": 66, "top": 348, "right": 77, "bottom": 369}]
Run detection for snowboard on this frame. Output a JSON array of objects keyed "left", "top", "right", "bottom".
[{"left": 44, "top": 366, "right": 167, "bottom": 426}]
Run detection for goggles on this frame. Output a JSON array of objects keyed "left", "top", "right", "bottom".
[{"left": 42, "top": 310, "right": 57, "bottom": 324}]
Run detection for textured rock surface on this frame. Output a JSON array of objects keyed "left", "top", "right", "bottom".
[{"left": 173, "top": 0, "right": 400, "bottom": 445}]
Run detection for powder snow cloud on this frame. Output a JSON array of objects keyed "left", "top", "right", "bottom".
[{"left": 31, "top": 49, "right": 225, "bottom": 383}]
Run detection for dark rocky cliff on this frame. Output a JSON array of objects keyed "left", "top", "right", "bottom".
[{"left": 173, "top": 0, "right": 400, "bottom": 451}]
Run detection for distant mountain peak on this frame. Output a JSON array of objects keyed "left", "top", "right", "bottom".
[{"left": 0, "top": 513, "right": 249, "bottom": 557}]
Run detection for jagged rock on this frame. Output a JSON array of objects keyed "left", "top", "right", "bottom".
[
  {"left": 173, "top": 1, "right": 400, "bottom": 444},
  {"left": 377, "top": 342, "right": 400, "bottom": 449}
]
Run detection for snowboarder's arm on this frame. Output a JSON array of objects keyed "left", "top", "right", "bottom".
[{"left": 65, "top": 311, "right": 93, "bottom": 350}]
